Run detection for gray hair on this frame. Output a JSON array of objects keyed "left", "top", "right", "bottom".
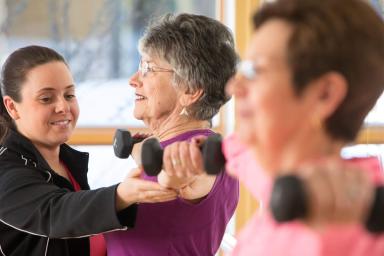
[{"left": 139, "top": 13, "right": 238, "bottom": 121}]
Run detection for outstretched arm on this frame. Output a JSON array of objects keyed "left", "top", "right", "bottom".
[{"left": 116, "top": 167, "right": 177, "bottom": 211}]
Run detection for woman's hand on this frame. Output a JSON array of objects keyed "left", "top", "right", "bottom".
[
  {"left": 163, "top": 137, "right": 206, "bottom": 178},
  {"left": 160, "top": 137, "right": 216, "bottom": 201},
  {"left": 131, "top": 132, "right": 152, "bottom": 165},
  {"left": 115, "top": 167, "right": 177, "bottom": 211},
  {"left": 294, "top": 160, "right": 375, "bottom": 229}
]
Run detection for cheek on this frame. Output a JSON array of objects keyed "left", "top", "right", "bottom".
[
  {"left": 18, "top": 108, "right": 44, "bottom": 132},
  {"left": 24, "top": 106, "right": 44, "bottom": 122},
  {"left": 238, "top": 96, "right": 290, "bottom": 147},
  {"left": 147, "top": 87, "right": 161, "bottom": 108},
  {"left": 260, "top": 101, "right": 306, "bottom": 151},
  {"left": 154, "top": 87, "right": 177, "bottom": 107},
  {"left": 72, "top": 103, "right": 80, "bottom": 121}
]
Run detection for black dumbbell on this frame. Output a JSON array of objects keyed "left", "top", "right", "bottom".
[
  {"left": 270, "top": 175, "right": 384, "bottom": 233},
  {"left": 141, "top": 134, "right": 225, "bottom": 176},
  {"left": 113, "top": 129, "right": 146, "bottom": 158}
]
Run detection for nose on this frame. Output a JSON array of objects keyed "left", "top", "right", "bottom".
[
  {"left": 55, "top": 96, "right": 70, "bottom": 113},
  {"left": 226, "top": 74, "right": 246, "bottom": 98},
  {"left": 129, "top": 71, "right": 142, "bottom": 88}
]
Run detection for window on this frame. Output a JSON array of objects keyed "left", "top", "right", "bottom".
[
  {"left": 0, "top": 0, "right": 223, "bottom": 185},
  {"left": 1, "top": 0, "right": 217, "bottom": 131}
]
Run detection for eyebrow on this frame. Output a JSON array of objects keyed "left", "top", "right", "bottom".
[
  {"left": 36, "top": 85, "right": 75, "bottom": 93},
  {"left": 142, "top": 59, "right": 155, "bottom": 66},
  {"left": 142, "top": 58, "right": 162, "bottom": 66}
]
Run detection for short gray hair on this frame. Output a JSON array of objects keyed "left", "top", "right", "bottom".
[{"left": 139, "top": 13, "right": 238, "bottom": 121}]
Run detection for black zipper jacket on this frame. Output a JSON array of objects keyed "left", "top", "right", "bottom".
[{"left": 0, "top": 129, "right": 137, "bottom": 256}]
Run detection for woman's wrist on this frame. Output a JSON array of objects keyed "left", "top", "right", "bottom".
[
  {"left": 115, "top": 183, "right": 134, "bottom": 211},
  {"left": 157, "top": 170, "right": 195, "bottom": 189}
]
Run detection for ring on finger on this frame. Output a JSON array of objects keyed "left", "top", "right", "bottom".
[{"left": 172, "top": 158, "right": 181, "bottom": 166}]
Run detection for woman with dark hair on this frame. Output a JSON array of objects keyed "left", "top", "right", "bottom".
[
  {"left": 0, "top": 45, "right": 176, "bottom": 256},
  {"left": 105, "top": 13, "right": 239, "bottom": 256},
  {"left": 222, "top": 0, "right": 384, "bottom": 255}
]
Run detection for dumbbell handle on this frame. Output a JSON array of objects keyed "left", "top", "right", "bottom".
[
  {"left": 113, "top": 129, "right": 146, "bottom": 159},
  {"left": 141, "top": 134, "right": 225, "bottom": 176},
  {"left": 270, "top": 175, "right": 384, "bottom": 233}
]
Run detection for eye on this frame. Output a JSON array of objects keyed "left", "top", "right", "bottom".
[
  {"left": 142, "top": 61, "right": 150, "bottom": 76},
  {"left": 237, "top": 60, "right": 257, "bottom": 80},
  {"left": 65, "top": 94, "right": 76, "bottom": 100},
  {"left": 64, "top": 88, "right": 77, "bottom": 100},
  {"left": 38, "top": 96, "right": 52, "bottom": 104}
]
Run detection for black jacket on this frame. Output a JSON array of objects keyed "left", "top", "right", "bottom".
[{"left": 0, "top": 129, "right": 137, "bottom": 256}]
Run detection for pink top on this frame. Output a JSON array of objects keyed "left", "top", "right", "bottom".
[{"left": 222, "top": 134, "right": 384, "bottom": 256}]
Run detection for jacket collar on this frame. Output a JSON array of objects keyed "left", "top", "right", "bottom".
[{"left": 1, "top": 129, "right": 90, "bottom": 189}]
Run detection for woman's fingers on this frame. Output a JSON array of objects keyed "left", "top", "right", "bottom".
[
  {"left": 189, "top": 140, "right": 204, "bottom": 174},
  {"left": 296, "top": 160, "right": 375, "bottom": 228},
  {"left": 178, "top": 142, "right": 194, "bottom": 177},
  {"left": 171, "top": 142, "right": 184, "bottom": 177},
  {"left": 138, "top": 189, "right": 178, "bottom": 203},
  {"left": 118, "top": 169, "right": 177, "bottom": 204},
  {"left": 163, "top": 142, "right": 177, "bottom": 176},
  {"left": 163, "top": 140, "right": 204, "bottom": 178},
  {"left": 140, "top": 179, "right": 178, "bottom": 202}
]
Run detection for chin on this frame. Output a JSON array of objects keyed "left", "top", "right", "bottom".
[
  {"left": 54, "top": 133, "right": 71, "bottom": 144},
  {"left": 133, "top": 111, "right": 144, "bottom": 121},
  {"left": 56, "top": 139, "right": 69, "bottom": 146}
]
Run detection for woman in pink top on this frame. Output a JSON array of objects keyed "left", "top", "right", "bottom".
[{"left": 222, "top": 0, "right": 384, "bottom": 255}]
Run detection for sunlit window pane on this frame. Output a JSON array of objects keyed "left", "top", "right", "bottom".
[
  {"left": 0, "top": 0, "right": 217, "bottom": 127},
  {"left": 365, "top": 93, "right": 384, "bottom": 126}
]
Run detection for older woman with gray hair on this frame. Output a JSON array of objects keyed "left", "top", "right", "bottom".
[{"left": 105, "top": 13, "right": 239, "bottom": 256}]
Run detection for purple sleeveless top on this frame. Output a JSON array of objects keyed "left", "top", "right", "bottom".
[{"left": 105, "top": 129, "right": 239, "bottom": 256}]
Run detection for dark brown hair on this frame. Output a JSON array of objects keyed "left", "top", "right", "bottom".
[
  {"left": 253, "top": 0, "right": 384, "bottom": 141},
  {"left": 0, "top": 45, "right": 66, "bottom": 142}
]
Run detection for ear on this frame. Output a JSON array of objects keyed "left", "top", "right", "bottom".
[
  {"left": 179, "top": 88, "right": 204, "bottom": 107},
  {"left": 310, "top": 72, "right": 347, "bottom": 120},
  {"left": 3, "top": 96, "right": 20, "bottom": 120}
]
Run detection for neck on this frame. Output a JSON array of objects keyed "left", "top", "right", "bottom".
[
  {"left": 34, "top": 143, "right": 63, "bottom": 171},
  {"left": 259, "top": 130, "right": 345, "bottom": 176},
  {"left": 147, "top": 115, "right": 210, "bottom": 141},
  {"left": 280, "top": 138, "right": 344, "bottom": 171}
]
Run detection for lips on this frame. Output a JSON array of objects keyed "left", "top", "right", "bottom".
[
  {"left": 50, "top": 119, "right": 70, "bottom": 126},
  {"left": 135, "top": 93, "right": 147, "bottom": 101}
]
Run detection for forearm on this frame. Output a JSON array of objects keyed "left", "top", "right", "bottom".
[{"left": 1, "top": 182, "right": 128, "bottom": 238}]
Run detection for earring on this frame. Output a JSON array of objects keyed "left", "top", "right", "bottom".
[{"left": 179, "top": 107, "right": 189, "bottom": 116}]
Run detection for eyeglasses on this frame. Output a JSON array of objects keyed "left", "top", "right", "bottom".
[
  {"left": 236, "top": 60, "right": 257, "bottom": 80},
  {"left": 138, "top": 59, "right": 174, "bottom": 77}
]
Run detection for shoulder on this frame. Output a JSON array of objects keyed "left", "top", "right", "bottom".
[
  {"left": 190, "top": 171, "right": 239, "bottom": 204},
  {"left": 211, "top": 171, "right": 239, "bottom": 197},
  {"left": 0, "top": 148, "right": 50, "bottom": 185}
]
